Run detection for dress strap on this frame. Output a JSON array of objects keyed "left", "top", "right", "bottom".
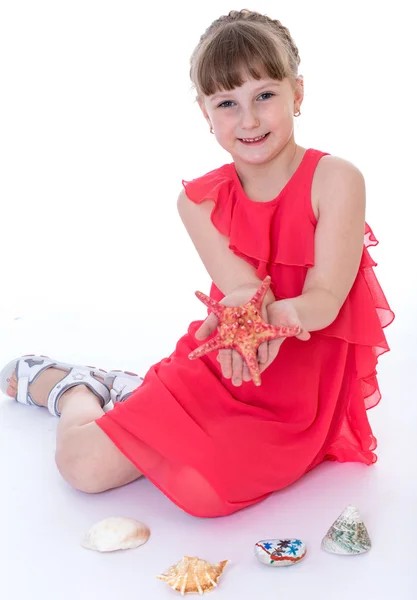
[
  {"left": 299, "top": 148, "right": 330, "bottom": 224},
  {"left": 302, "top": 148, "right": 330, "bottom": 183}
]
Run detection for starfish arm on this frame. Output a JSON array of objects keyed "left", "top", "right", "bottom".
[
  {"left": 273, "top": 324, "right": 301, "bottom": 337},
  {"left": 255, "top": 323, "right": 302, "bottom": 342},
  {"left": 195, "top": 291, "right": 225, "bottom": 319},
  {"left": 248, "top": 276, "right": 272, "bottom": 311},
  {"left": 188, "top": 335, "right": 230, "bottom": 360},
  {"left": 253, "top": 330, "right": 283, "bottom": 345},
  {"left": 234, "top": 323, "right": 287, "bottom": 348},
  {"left": 235, "top": 346, "right": 262, "bottom": 386}
]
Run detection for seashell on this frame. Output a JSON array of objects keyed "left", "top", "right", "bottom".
[
  {"left": 157, "top": 556, "right": 229, "bottom": 595},
  {"left": 254, "top": 538, "right": 307, "bottom": 566},
  {"left": 321, "top": 505, "right": 371, "bottom": 555},
  {"left": 81, "top": 517, "right": 150, "bottom": 552}
]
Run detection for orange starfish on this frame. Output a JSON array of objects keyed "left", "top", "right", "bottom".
[{"left": 188, "top": 276, "right": 301, "bottom": 386}]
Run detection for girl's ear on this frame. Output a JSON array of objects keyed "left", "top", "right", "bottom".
[{"left": 295, "top": 75, "right": 304, "bottom": 107}]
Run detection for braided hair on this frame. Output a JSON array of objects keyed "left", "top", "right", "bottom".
[{"left": 190, "top": 9, "right": 301, "bottom": 97}]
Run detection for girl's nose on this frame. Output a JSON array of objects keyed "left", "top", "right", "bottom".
[{"left": 240, "top": 107, "right": 260, "bottom": 130}]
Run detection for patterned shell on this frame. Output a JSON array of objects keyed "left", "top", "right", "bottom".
[{"left": 321, "top": 505, "right": 372, "bottom": 555}]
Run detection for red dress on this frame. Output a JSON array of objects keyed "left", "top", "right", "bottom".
[{"left": 96, "top": 148, "right": 394, "bottom": 518}]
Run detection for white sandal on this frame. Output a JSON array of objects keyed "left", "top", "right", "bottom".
[
  {"left": 104, "top": 370, "right": 144, "bottom": 404},
  {"left": 0, "top": 355, "right": 143, "bottom": 417}
]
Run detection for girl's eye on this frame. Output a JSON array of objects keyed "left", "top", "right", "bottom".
[
  {"left": 258, "top": 92, "right": 274, "bottom": 101},
  {"left": 217, "top": 93, "right": 274, "bottom": 107},
  {"left": 218, "top": 100, "right": 235, "bottom": 108}
]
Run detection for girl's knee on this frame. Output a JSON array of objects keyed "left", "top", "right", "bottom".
[
  {"left": 55, "top": 425, "right": 108, "bottom": 493},
  {"left": 55, "top": 422, "right": 141, "bottom": 493},
  {"left": 55, "top": 443, "right": 103, "bottom": 494}
]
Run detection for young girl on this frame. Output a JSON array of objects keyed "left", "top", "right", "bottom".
[{"left": 1, "top": 9, "right": 394, "bottom": 518}]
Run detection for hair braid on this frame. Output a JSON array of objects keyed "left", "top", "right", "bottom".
[{"left": 190, "top": 9, "right": 301, "bottom": 96}]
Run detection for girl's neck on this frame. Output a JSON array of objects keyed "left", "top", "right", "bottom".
[{"left": 233, "top": 142, "right": 306, "bottom": 203}]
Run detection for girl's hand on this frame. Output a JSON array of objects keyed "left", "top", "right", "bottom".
[
  {"left": 258, "top": 299, "right": 311, "bottom": 375},
  {"left": 194, "top": 284, "right": 274, "bottom": 387}
]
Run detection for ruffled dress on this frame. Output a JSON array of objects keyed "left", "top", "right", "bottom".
[{"left": 96, "top": 148, "right": 394, "bottom": 518}]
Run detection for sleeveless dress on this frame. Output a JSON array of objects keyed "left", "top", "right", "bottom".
[{"left": 96, "top": 148, "right": 394, "bottom": 518}]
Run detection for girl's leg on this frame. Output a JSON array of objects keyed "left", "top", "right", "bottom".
[{"left": 7, "top": 368, "right": 142, "bottom": 493}]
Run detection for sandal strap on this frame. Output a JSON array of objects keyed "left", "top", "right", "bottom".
[
  {"left": 47, "top": 367, "right": 110, "bottom": 417},
  {"left": 108, "top": 373, "right": 144, "bottom": 404},
  {"left": 11, "top": 356, "right": 140, "bottom": 415},
  {"left": 16, "top": 357, "right": 57, "bottom": 407},
  {"left": 13, "top": 356, "right": 110, "bottom": 416}
]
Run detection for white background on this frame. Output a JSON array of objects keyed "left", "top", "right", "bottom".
[{"left": 0, "top": 1, "right": 415, "bottom": 599}]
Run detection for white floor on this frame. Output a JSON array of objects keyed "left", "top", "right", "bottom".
[{"left": 1, "top": 303, "right": 414, "bottom": 600}]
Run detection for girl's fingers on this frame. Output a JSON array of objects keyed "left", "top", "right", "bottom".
[
  {"left": 297, "top": 328, "right": 311, "bottom": 341},
  {"left": 217, "top": 349, "right": 232, "bottom": 379},
  {"left": 195, "top": 313, "right": 218, "bottom": 341},
  {"left": 257, "top": 341, "right": 269, "bottom": 364},
  {"left": 259, "top": 338, "right": 282, "bottom": 373},
  {"left": 232, "top": 350, "right": 243, "bottom": 386},
  {"left": 242, "top": 361, "right": 251, "bottom": 382}
]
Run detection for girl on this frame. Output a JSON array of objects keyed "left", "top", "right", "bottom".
[{"left": 1, "top": 9, "right": 394, "bottom": 518}]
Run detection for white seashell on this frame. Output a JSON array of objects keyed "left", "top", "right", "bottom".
[
  {"left": 157, "top": 556, "right": 229, "bottom": 595},
  {"left": 321, "top": 505, "right": 371, "bottom": 555},
  {"left": 81, "top": 517, "right": 150, "bottom": 552},
  {"left": 254, "top": 538, "right": 307, "bottom": 566}
]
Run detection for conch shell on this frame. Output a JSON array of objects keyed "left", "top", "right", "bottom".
[
  {"left": 157, "top": 556, "right": 229, "bottom": 595},
  {"left": 321, "top": 505, "right": 371, "bottom": 555},
  {"left": 81, "top": 517, "right": 150, "bottom": 552}
]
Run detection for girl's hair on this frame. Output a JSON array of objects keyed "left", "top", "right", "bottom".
[{"left": 190, "top": 9, "right": 301, "bottom": 97}]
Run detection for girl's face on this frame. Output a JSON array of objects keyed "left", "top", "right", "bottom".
[{"left": 200, "top": 75, "right": 303, "bottom": 167}]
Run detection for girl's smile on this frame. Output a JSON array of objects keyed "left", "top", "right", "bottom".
[{"left": 239, "top": 133, "right": 270, "bottom": 144}]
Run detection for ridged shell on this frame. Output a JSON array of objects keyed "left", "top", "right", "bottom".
[
  {"left": 321, "top": 505, "right": 371, "bottom": 555},
  {"left": 81, "top": 517, "right": 150, "bottom": 552},
  {"left": 157, "top": 556, "right": 229, "bottom": 595}
]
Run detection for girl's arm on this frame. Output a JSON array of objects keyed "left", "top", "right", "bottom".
[
  {"left": 289, "top": 156, "right": 366, "bottom": 331},
  {"left": 177, "top": 189, "right": 275, "bottom": 303}
]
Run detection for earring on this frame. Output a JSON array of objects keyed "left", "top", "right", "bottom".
[
  {"left": 210, "top": 126, "right": 214, "bottom": 134},
  {"left": 294, "top": 109, "right": 301, "bottom": 117}
]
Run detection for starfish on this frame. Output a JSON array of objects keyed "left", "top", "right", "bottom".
[{"left": 188, "top": 276, "right": 301, "bottom": 386}]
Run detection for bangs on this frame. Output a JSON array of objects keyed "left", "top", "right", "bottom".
[{"left": 193, "top": 23, "right": 290, "bottom": 96}]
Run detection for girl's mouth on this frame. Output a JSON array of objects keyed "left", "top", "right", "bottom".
[{"left": 239, "top": 133, "right": 270, "bottom": 145}]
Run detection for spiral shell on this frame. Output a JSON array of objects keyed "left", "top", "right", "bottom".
[
  {"left": 321, "top": 505, "right": 371, "bottom": 555},
  {"left": 157, "top": 556, "right": 229, "bottom": 595}
]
